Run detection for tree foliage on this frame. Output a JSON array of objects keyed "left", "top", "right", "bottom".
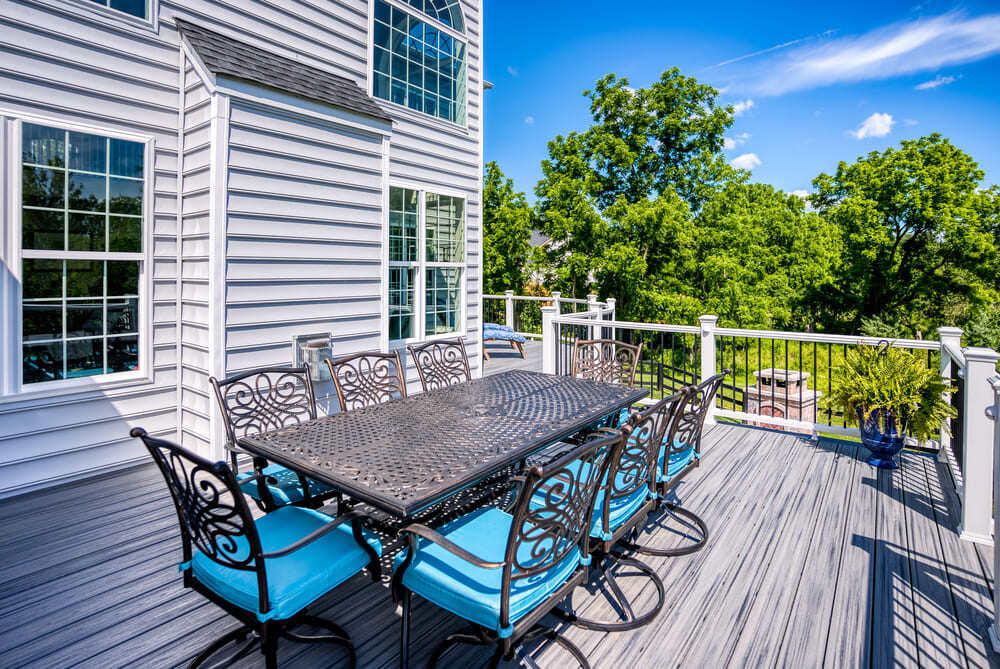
[{"left": 482, "top": 161, "right": 533, "bottom": 294}]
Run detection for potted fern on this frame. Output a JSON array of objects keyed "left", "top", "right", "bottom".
[{"left": 826, "top": 344, "right": 955, "bottom": 469}]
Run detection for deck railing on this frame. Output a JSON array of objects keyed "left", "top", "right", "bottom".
[
  {"left": 542, "top": 306, "right": 1000, "bottom": 547},
  {"left": 483, "top": 291, "right": 613, "bottom": 338}
]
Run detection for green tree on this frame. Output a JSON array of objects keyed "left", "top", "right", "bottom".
[
  {"left": 812, "top": 134, "right": 1000, "bottom": 335},
  {"left": 482, "top": 162, "right": 533, "bottom": 294}
]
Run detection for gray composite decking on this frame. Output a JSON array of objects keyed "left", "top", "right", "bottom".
[
  {"left": 483, "top": 339, "right": 542, "bottom": 376},
  {"left": 0, "top": 422, "right": 995, "bottom": 668}
]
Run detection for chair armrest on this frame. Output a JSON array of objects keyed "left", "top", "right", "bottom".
[
  {"left": 399, "top": 523, "right": 504, "bottom": 569},
  {"left": 260, "top": 510, "right": 373, "bottom": 559}
]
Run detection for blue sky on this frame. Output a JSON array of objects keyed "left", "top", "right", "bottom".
[{"left": 482, "top": 0, "right": 1000, "bottom": 201}]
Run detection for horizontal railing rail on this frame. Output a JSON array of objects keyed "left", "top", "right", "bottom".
[{"left": 483, "top": 291, "right": 612, "bottom": 338}]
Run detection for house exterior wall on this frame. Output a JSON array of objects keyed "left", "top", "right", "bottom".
[{"left": 0, "top": 0, "right": 484, "bottom": 496}]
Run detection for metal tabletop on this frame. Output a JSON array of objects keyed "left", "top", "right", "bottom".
[{"left": 238, "top": 369, "right": 648, "bottom": 518}]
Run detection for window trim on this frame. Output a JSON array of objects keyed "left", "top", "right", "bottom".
[
  {"left": 368, "top": 0, "right": 470, "bottom": 129},
  {"left": 50, "top": 0, "right": 160, "bottom": 34},
  {"left": 387, "top": 183, "right": 467, "bottom": 347},
  {"left": 1, "top": 113, "right": 154, "bottom": 400}
]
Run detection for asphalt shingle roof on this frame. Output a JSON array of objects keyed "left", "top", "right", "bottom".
[{"left": 175, "top": 18, "right": 391, "bottom": 123}]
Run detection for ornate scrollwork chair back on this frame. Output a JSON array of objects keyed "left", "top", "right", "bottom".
[
  {"left": 327, "top": 351, "right": 407, "bottom": 412},
  {"left": 571, "top": 339, "right": 643, "bottom": 386},
  {"left": 674, "top": 372, "right": 727, "bottom": 457},
  {"left": 210, "top": 366, "right": 318, "bottom": 464},
  {"left": 407, "top": 336, "right": 473, "bottom": 391}
]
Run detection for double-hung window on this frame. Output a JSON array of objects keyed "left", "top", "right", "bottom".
[
  {"left": 85, "top": 0, "right": 149, "bottom": 19},
  {"left": 388, "top": 186, "right": 465, "bottom": 342},
  {"left": 371, "top": 0, "right": 467, "bottom": 124},
  {"left": 18, "top": 122, "right": 145, "bottom": 387}
]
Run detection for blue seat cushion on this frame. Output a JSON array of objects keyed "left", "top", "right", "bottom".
[
  {"left": 394, "top": 507, "right": 580, "bottom": 634},
  {"left": 657, "top": 440, "right": 696, "bottom": 483},
  {"left": 530, "top": 457, "right": 649, "bottom": 541},
  {"left": 192, "top": 506, "right": 381, "bottom": 621},
  {"left": 236, "top": 463, "right": 335, "bottom": 506},
  {"left": 484, "top": 322, "right": 514, "bottom": 333},
  {"left": 483, "top": 327, "right": 526, "bottom": 343}
]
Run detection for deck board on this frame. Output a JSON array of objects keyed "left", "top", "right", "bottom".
[{"left": 0, "top": 421, "right": 994, "bottom": 668}]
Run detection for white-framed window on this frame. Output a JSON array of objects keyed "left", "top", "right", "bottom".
[
  {"left": 388, "top": 186, "right": 465, "bottom": 342},
  {"left": 371, "top": 0, "right": 468, "bottom": 125},
  {"left": 15, "top": 121, "right": 147, "bottom": 389},
  {"left": 85, "top": 0, "right": 149, "bottom": 20}
]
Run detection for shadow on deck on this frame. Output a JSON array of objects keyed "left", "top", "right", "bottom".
[
  {"left": 0, "top": 423, "right": 994, "bottom": 667},
  {"left": 483, "top": 338, "right": 542, "bottom": 376}
]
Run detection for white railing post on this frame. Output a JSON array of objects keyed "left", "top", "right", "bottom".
[
  {"left": 939, "top": 327, "right": 963, "bottom": 463},
  {"left": 988, "top": 376, "right": 1000, "bottom": 651},
  {"left": 541, "top": 306, "right": 557, "bottom": 375},
  {"left": 699, "top": 315, "right": 719, "bottom": 424},
  {"left": 587, "top": 293, "right": 599, "bottom": 339},
  {"left": 504, "top": 289, "right": 514, "bottom": 329},
  {"left": 959, "top": 347, "right": 1000, "bottom": 545},
  {"left": 551, "top": 291, "right": 561, "bottom": 316},
  {"left": 605, "top": 298, "right": 616, "bottom": 340}
]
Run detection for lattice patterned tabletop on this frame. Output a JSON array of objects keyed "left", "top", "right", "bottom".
[{"left": 239, "top": 370, "right": 648, "bottom": 517}]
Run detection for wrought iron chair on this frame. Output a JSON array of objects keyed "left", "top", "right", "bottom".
[
  {"left": 625, "top": 372, "right": 727, "bottom": 557},
  {"left": 407, "top": 336, "right": 472, "bottom": 392},
  {"left": 326, "top": 350, "right": 407, "bottom": 412},
  {"left": 210, "top": 365, "right": 337, "bottom": 512},
  {"left": 391, "top": 431, "right": 623, "bottom": 668},
  {"left": 546, "top": 391, "right": 688, "bottom": 632},
  {"left": 131, "top": 428, "right": 381, "bottom": 669},
  {"left": 570, "top": 338, "right": 644, "bottom": 432}
]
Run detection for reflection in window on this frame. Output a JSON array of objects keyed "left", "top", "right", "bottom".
[
  {"left": 426, "top": 267, "right": 460, "bottom": 335},
  {"left": 86, "top": 0, "right": 148, "bottom": 19},
  {"left": 372, "top": 0, "right": 466, "bottom": 124},
  {"left": 21, "top": 122, "right": 143, "bottom": 385}
]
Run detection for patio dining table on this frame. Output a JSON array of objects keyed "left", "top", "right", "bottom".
[{"left": 238, "top": 369, "right": 648, "bottom": 521}]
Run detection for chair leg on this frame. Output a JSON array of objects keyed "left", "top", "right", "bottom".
[
  {"left": 261, "top": 625, "right": 279, "bottom": 669},
  {"left": 622, "top": 501, "right": 709, "bottom": 557},
  {"left": 283, "top": 614, "right": 356, "bottom": 668},
  {"left": 552, "top": 553, "right": 665, "bottom": 632},
  {"left": 187, "top": 625, "right": 253, "bottom": 669},
  {"left": 428, "top": 627, "right": 492, "bottom": 667},
  {"left": 399, "top": 590, "right": 412, "bottom": 669}
]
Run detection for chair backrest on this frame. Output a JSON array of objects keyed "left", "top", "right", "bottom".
[
  {"left": 596, "top": 391, "right": 688, "bottom": 537},
  {"left": 500, "top": 431, "right": 622, "bottom": 629},
  {"left": 672, "top": 372, "right": 727, "bottom": 455},
  {"left": 407, "top": 337, "right": 472, "bottom": 391},
  {"left": 209, "top": 366, "right": 318, "bottom": 450},
  {"left": 327, "top": 351, "right": 407, "bottom": 412},
  {"left": 130, "top": 428, "right": 272, "bottom": 612},
  {"left": 571, "top": 339, "right": 643, "bottom": 386}
]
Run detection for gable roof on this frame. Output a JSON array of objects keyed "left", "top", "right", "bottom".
[{"left": 175, "top": 18, "right": 391, "bottom": 123}]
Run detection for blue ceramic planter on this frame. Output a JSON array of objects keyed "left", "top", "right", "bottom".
[{"left": 857, "top": 407, "right": 905, "bottom": 469}]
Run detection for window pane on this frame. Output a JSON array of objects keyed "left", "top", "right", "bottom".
[
  {"left": 22, "top": 166, "right": 65, "bottom": 209},
  {"left": 373, "top": 72, "right": 391, "bottom": 100},
  {"left": 69, "top": 213, "right": 106, "bottom": 252},
  {"left": 68, "top": 132, "right": 106, "bottom": 172},
  {"left": 66, "top": 338, "right": 104, "bottom": 378},
  {"left": 425, "top": 267, "right": 460, "bottom": 335},
  {"left": 68, "top": 171, "right": 106, "bottom": 212},
  {"left": 108, "top": 297, "right": 139, "bottom": 334},
  {"left": 23, "top": 302, "right": 62, "bottom": 342},
  {"left": 107, "top": 335, "right": 139, "bottom": 372},
  {"left": 22, "top": 123, "right": 65, "bottom": 167},
  {"left": 23, "top": 208, "right": 64, "bottom": 250},
  {"left": 389, "top": 267, "right": 415, "bottom": 340},
  {"left": 391, "top": 78, "right": 407, "bottom": 105},
  {"left": 425, "top": 193, "right": 464, "bottom": 263},
  {"left": 108, "top": 260, "right": 139, "bottom": 295},
  {"left": 374, "top": 0, "right": 390, "bottom": 23},
  {"left": 107, "top": 0, "right": 147, "bottom": 18},
  {"left": 22, "top": 259, "right": 62, "bottom": 299},
  {"left": 389, "top": 187, "right": 419, "bottom": 263},
  {"left": 109, "top": 138, "right": 144, "bottom": 178},
  {"left": 109, "top": 177, "right": 142, "bottom": 215},
  {"left": 66, "top": 298, "right": 103, "bottom": 338},
  {"left": 66, "top": 260, "right": 103, "bottom": 298},
  {"left": 374, "top": 46, "right": 390, "bottom": 75},
  {"left": 23, "top": 341, "right": 63, "bottom": 383},
  {"left": 109, "top": 216, "right": 141, "bottom": 252}
]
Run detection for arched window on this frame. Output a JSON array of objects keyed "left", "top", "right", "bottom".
[{"left": 372, "top": 0, "right": 468, "bottom": 124}]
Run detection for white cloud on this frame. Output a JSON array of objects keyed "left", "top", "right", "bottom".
[
  {"left": 851, "top": 112, "right": 895, "bottom": 139},
  {"left": 732, "top": 99, "right": 755, "bottom": 116},
  {"left": 915, "top": 73, "right": 958, "bottom": 89},
  {"left": 730, "top": 153, "right": 762, "bottom": 170},
  {"left": 723, "top": 11, "right": 1000, "bottom": 96},
  {"left": 790, "top": 189, "right": 810, "bottom": 199},
  {"left": 904, "top": 118, "right": 920, "bottom": 126},
  {"left": 507, "top": 65, "right": 518, "bottom": 77},
  {"left": 723, "top": 132, "right": 751, "bottom": 150},
  {"left": 523, "top": 116, "right": 535, "bottom": 125}
]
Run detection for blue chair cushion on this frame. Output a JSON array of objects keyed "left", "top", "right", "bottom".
[
  {"left": 530, "top": 457, "right": 649, "bottom": 541},
  {"left": 192, "top": 506, "right": 381, "bottom": 621},
  {"left": 236, "top": 463, "right": 336, "bottom": 506},
  {"left": 484, "top": 322, "right": 515, "bottom": 333},
  {"left": 394, "top": 507, "right": 581, "bottom": 634},
  {"left": 483, "top": 326, "right": 526, "bottom": 343},
  {"left": 657, "top": 440, "right": 696, "bottom": 483}
]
